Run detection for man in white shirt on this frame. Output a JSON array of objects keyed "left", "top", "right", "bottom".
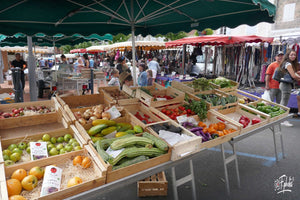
[{"left": 147, "top": 57, "right": 160, "bottom": 81}]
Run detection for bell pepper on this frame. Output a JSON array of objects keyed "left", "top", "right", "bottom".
[
  {"left": 251, "top": 117, "right": 261, "bottom": 125},
  {"left": 239, "top": 115, "right": 250, "bottom": 128}
]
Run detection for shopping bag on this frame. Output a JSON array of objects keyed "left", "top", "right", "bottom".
[{"left": 261, "top": 90, "right": 271, "bottom": 101}]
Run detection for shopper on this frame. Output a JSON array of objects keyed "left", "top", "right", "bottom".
[
  {"left": 147, "top": 69, "right": 153, "bottom": 86},
  {"left": 148, "top": 57, "right": 160, "bottom": 81},
  {"left": 138, "top": 63, "right": 148, "bottom": 86},
  {"left": 296, "top": 94, "right": 300, "bottom": 118},
  {"left": 108, "top": 69, "right": 120, "bottom": 87},
  {"left": 265, "top": 51, "right": 284, "bottom": 103},
  {"left": 82, "top": 54, "right": 90, "bottom": 68},
  {"left": 11, "top": 53, "right": 27, "bottom": 90},
  {"left": 39, "top": 57, "right": 46, "bottom": 68},
  {"left": 119, "top": 72, "right": 133, "bottom": 89},
  {"left": 116, "top": 56, "right": 130, "bottom": 74},
  {"left": 89, "top": 56, "right": 95, "bottom": 68},
  {"left": 61, "top": 54, "right": 69, "bottom": 64},
  {"left": 278, "top": 50, "right": 300, "bottom": 126}
]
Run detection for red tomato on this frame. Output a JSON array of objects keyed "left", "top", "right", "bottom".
[
  {"left": 187, "top": 109, "right": 192, "bottom": 114},
  {"left": 191, "top": 111, "right": 195, "bottom": 115},
  {"left": 178, "top": 106, "right": 185, "bottom": 111},
  {"left": 182, "top": 110, "right": 187, "bottom": 115},
  {"left": 161, "top": 109, "right": 167, "bottom": 113},
  {"left": 174, "top": 108, "right": 179, "bottom": 112},
  {"left": 166, "top": 110, "right": 171, "bottom": 115}
]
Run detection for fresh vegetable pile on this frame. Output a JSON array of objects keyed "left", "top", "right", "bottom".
[
  {"left": 238, "top": 97, "right": 255, "bottom": 104},
  {"left": 134, "top": 112, "right": 156, "bottom": 124},
  {"left": 248, "top": 102, "right": 286, "bottom": 118},
  {"left": 181, "top": 121, "right": 236, "bottom": 142},
  {"left": 184, "top": 95, "right": 208, "bottom": 120},
  {"left": 93, "top": 132, "right": 168, "bottom": 170},
  {"left": 196, "top": 94, "right": 237, "bottom": 107},
  {"left": 74, "top": 105, "right": 114, "bottom": 125},
  {"left": 106, "top": 90, "right": 131, "bottom": 100},
  {"left": 160, "top": 105, "right": 195, "bottom": 120},
  {"left": 187, "top": 77, "right": 215, "bottom": 91},
  {"left": 212, "top": 77, "right": 234, "bottom": 88},
  {"left": 0, "top": 106, "right": 55, "bottom": 119}
]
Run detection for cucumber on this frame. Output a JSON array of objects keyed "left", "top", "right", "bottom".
[{"left": 112, "top": 156, "right": 149, "bottom": 170}]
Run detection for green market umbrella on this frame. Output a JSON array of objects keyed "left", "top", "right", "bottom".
[{"left": 0, "top": 0, "right": 276, "bottom": 100}]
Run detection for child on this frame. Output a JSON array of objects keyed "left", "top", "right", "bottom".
[
  {"left": 108, "top": 69, "right": 120, "bottom": 87},
  {"left": 147, "top": 69, "right": 153, "bottom": 86}
]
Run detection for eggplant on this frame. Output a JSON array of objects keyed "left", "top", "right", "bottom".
[
  {"left": 194, "top": 131, "right": 201, "bottom": 136},
  {"left": 189, "top": 127, "right": 203, "bottom": 133}
]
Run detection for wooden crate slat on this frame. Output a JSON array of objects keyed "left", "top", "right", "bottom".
[{"left": 138, "top": 171, "right": 168, "bottom": 197}]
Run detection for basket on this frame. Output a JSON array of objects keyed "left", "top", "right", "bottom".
[
  {"left": 2, "top": 146, "right": 106, "bottom": 200},
  {"left": 136, "top": 86, "right": 185, "bottom": 108},
  {"left": 216, "top": 104, "right": 270, "bottom": 134},
  {"left": 99, "top": 86, "right": 139, "bottom": 106},
  {"left": 146, "top": 120, "right": 202, "bottom": 161},
  {"left": 137, "top": 171, "right": 168, "bottom": 197},
  {"left": 0, "top": 125, "right": 87, "bottom": 166}
]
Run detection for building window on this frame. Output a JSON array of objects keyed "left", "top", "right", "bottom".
[{"left": 282, "top": 3, "right": 295, "bottom": 22}]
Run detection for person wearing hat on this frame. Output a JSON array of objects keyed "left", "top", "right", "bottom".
[
  {"left": 116, "top": 56, "right": 130, "bottom": 74},
  {"left": 265, "top": 51, "right": 284, "bottom": 104},
  {"left": 119, "top": 72, "right": 133, "bottom": 89}
]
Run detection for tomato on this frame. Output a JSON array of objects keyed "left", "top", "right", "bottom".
[
  {"left": 182, "top": 110, "right": 187, "bottom": 115},
  {"left": 161, "top": 109, "right": 167, "bottom": 113},
  {"left": 178, "top": 106, "right": 185, "bottom": 111},
  {"left": 191, "top": 111, "right": 195, "bottom": 115},
  {"left": 174, "top": 108, "right": 179, "bottom": 112},
  {"left": 187, "top": 109, "right": 192, "bottom": 114},
  {"left": 166, "top": 110, "right": 171, "bottom": 115}
]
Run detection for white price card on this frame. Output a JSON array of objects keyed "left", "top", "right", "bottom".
[
  {"left": 41, "top": 165, "right": 62, "bottom": 196},
  {"left": 106, "top": 147, "right": 125, "bottom": 158},
  {"left": 104, "top": 130, "right": 118, "bottom": 139},
  {"left": 106, "top": 106, "right": 121, "bottom": 119},
  {"left": 156, "top": 98, "right": 167, "bottom": 101},
  {"left": 176, "top": 115, "right": 187, "bottom": 124},
  {"left": 30, "top": 142, "right": 48, "bottom": 160}
]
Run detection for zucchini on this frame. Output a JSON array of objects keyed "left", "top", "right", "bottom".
[
  {"left": 143, "top": 132, "right": 168, "bottom": 151},
  {"left": 95, "top": 140, "right": 112, "bottom": 162},
  {"left": 98, "top": 134, "right": 134, "bottom": 150},
  {"left": 112, "top": 156, "right": 149, "bottom": 170},
  {"left": 88, "top": 124, "right": 108, "bottom": 136},
  {"left": 110, "top": 136, "right": 154, "bottom": 150},
  {"left": 109, "top": 147, "right": 165, "bottom": 166}
]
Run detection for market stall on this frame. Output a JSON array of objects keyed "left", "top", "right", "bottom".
[{"left": 0, "top": 76, "right": 291, "bottom": 200}]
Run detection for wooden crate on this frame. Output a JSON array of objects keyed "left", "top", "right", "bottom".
[
  {"left": 186, "top": 89, "right": 238, "bottom": 110},
  {"left": 123, "top": 102, "right": 165, "bottom": 126},
  {"left": 2, "top": 146, "right": 106, "bottom": 200},
  {"left": 122, "top": 83, "right": 165, "bottom": 98},
  {"left": 171, "top": 80, "right": 219, "bottom": 94},
  {"left": 0, "top": 106, "right": 69, "bottom": 140},
  {"left": 138, "top": 171, "right": 168, "bottom": 197},
  {"left": 210, "top": 77, "right": 239, "bottom": 92},
  {"left": 247, "top": 99, "right": 290, "bottom": 122},
  {"left": 190, "top": 110, "right": 242, "bottom": 149},
  {"left": 228, "top": 89, "right": 261, "bottom": 105},
  {"left": 216, "top": 104, "right": 270, "bottom": 134},
  {"left": 136, "top": 86, "right": 185, "bottom": 108},
  {"left": 85, "top": 114, "right": 171, "bottom": 183},
  {"left": 146, "top": 120, "right": 202, "bottom": 161},
  {"left": 0, "top": 125, "right": 87, "bottom": 167},
  {"left": 99, "top": 86, "right": 139, "bottom": 106}
]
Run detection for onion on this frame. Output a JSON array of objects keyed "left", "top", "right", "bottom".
[
  {"left": 93, "top": 111, "right": 102, "bottom": 119},
  {"left": 90, "top": 116, "right": 97, "bottom": 121},
  {"left": 102, "top": 112, "right": 111, "bottom": 120},
  {"left": 78, "top": 118, "right": 87, "bottom": 125}
]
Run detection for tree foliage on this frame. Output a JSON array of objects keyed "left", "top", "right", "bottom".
[{"left": 155, "top": 31, "right": 187, "bottom": 42}]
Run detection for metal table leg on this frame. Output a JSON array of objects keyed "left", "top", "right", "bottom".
[
  {"left": 278, "top": 124, "right": 285, "bottom": 158},
  {"left": 270, "top": 126, "right": 279, "bottom": 162},
  {"left": 221, "top": 144, "right": 230, "bottom": 196},
  {"left": 231, "top": 143, "right": 240, "bottom": 188}
]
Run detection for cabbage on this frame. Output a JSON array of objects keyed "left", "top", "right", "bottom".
[{"left": 213, "top": 77, "right": 231, "bottom": 88}]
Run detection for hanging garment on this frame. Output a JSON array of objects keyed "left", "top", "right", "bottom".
[{"left": 259, "top": 64, "right": 268, "bottom": 83}]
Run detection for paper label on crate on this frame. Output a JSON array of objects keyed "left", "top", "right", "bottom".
[
  {"left": 104, "top": 130, "right": 118, "bottom": 139},
  {"left": 176, "top": 115, "right": 187, "bottom": 124},
  {"left": 30, "top": 142, "right": 48, "bottom": 160},
  {"left": 156, "top": 98, "right": 167, "bottom": 101},
  {"left": 41, "top": 165, "right": 62, "bottom": 197},
  {"left": 106, "top": 147, "right": 125, "bottom": 158},
  {"left": 106, "top": 106, "right": 121, "bottom": 119}
]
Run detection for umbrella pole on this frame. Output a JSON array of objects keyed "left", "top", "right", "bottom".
[
  {"left": 53, "top": 41, "right": 56, "bottom": 66},
  {"left": 27, "top": 36, "right": 38, "bottom": 101},
  {"left": 131, "top": 23, "right": 137, "bottom": 86}
]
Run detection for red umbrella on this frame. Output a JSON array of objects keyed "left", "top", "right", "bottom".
[
  {"left": 70, "top": 48, "right": 87, "bottom": 54},
  {"left": 165, "top": 35, "right": 274, "bottom": 47}
]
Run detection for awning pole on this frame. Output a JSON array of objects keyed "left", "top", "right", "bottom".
[
  {"left": 53, "top": 41, "right": 56, "bottom": 66},
  {"left": 182, "top": 44, "right": 186, "bottom": 75},
  {"left": 27, "top": 36, "right": 37, "bottom": 101},
  {"left": 131, "top": 0, "right": 137, "bottom": 86}
]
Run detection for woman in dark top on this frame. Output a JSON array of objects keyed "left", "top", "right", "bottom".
[
  {"left": 11, "top": 53, "right": 27, "bottom": 90},
  {"left": 116, "top": 57, "right": 130, "bottom": 74}
]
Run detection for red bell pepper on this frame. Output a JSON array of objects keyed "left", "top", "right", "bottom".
[
  {"left": 251, "top": 117, "right": 261, "bottom": 125},
  {"left": 239, "top": 115, "right": 250, "bottom": 128}
]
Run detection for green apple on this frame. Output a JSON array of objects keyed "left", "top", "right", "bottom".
[
  {"left": 18, "top": 142, "right": 27, "bottom": 150},
  {"left": 59, "top": 148, "right": 66, "bottom": 154},
  {"left": 4, "top": 160, "right": 15, "bottom": 166},
  {"left": 64, "top": 134, "right": 73, "bottom": 142},
  {"left": 68, "top": 138, "right": 77, "bottom": 144},
  {"left": 74, "top": 146, "right": 82, "bottom": 151},
  {"left": 8, "top": 144, "right": 18, "bottom": 151},
  {"left": 71, "top": 142, "right": 80, "bottom": 147},
  {"left": 37, "top": 140, "right": 44, "bottom": 142},
  {"left": 47, "top": 144, "right": 55, "bottom": 151},
  {"left": 2, "top": 149, "right": 12, "bottom": 156},
  {"left": 64, "top": 145, "right": 73, "bottom": 152},
  {"left": 56, "top": 144, "right": 64, "bottom": 151},
  {"left": 42, "top": 134, "right": 51, "bottom": 141},
  {"left": 50, "top": 137, "right": 57, "bottom": 144},
  {"left": 26, "top": 146, "right": 31, "bottom": 154},
  {"left": 49, "top": 148, "right": 58, "bottom": 156},
  {"left": 3, "top": 154, "right": 10, "bottom": 161},
  {"left": 10, "top": 152, "right": 21, "bottom": 162},
  {"left": 57, "top": 136, "right": 64, "bottom": 143},
  {"left": 12, "top": 148, "right": 23, "bottom": 155}
]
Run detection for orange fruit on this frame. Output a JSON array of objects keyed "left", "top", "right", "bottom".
[
  {"left": 67, "top": 177, "right": 82, "bottom": 188},
  {"left": 6, "top": 179, "right": 22, "bottom": 196},
  {"left": 29, "top": 166, "right": 44, "bottom": 180},
  {"left": 9, "top": 195, "right": 27, "bottom": 200},
  {"left": 11, "top": 169, "right": 27, "bottom": 182},
  {"left": 81, "top": 157, "right": 91, "bottom": 168},
  {"left": 73, "top": 156, "right": 83, "bottom": 166},
  {"left": 21, "top": 175, "right": 38, "bottom": 191}
]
